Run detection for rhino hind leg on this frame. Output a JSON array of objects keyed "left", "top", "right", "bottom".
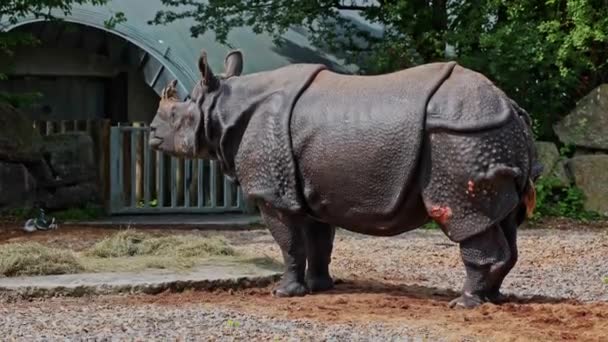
[
  {"left": 485, "top": 207, "right": 522, "bottom": 303},
  {"left": 449, "top": 218, "right": 515, "bottom": 309},
  {"left": 304, "top": 222, "right": 335, "bottom": 292},
  {"left": 260, "top": 206, "right": 308, "bottom": 297}
]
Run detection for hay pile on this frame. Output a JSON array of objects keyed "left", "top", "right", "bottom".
[
  {"left": 0, "top": 243, "right": 83, "bottom": 276},
  {"left": 0, "top": 231, "right": 238, "bottom": 277},
  {"left": 85, "top": 231, "right": 235, "bottom": 258}
]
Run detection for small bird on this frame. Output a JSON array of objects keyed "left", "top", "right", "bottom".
[{"left": 23, "top": 208, "right": 58, "bottom": 233}]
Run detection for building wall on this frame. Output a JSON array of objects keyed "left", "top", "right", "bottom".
[
  {"left": 128, "top": 70, "right": 160, "bottom": 123},
  {"left": 0, "top": 46, "right": 159, "bottom": 123},
  {"left": 7, "top": 47, "right": 124, "bottom": 77},
  {"left": 0, "top": 76, "right": 106, "bottom": 120}
]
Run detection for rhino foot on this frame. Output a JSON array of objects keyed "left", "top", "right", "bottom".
[
  {"left": 272, "top": 279, "right": 309, "bottom": 297},
  {"left": 306, "top": 275, "right": 334, "bottom": 293},
  {"left": 448, "top": 292, "right": 485, "bottom": 309},
  {"left": 485, "top": 290, "right": 509, "bottom": 304}
]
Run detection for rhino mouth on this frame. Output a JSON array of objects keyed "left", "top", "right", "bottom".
[{"left": 149, "top": 136, "right": 163, "bottom": 148}]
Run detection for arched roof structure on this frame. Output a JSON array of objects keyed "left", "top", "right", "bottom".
[{"left": 2, "top": 0, "right": 365, "bottom": 99}]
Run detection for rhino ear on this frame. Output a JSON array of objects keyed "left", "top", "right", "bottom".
[
  {"left": 224, "top": 50, "right": 243, "bottom": 78},
  {"left": 198, "top": 50, "right": 218, "bottom": 89},
  {"left": 169, "top": 79, "right": 178, "bottom": 90}
]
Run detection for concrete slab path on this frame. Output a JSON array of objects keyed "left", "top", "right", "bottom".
[{"left": 0, "top": 260, "right": 280, "bottom": 298}]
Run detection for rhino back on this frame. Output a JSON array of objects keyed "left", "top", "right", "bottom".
[
  {"left": 426, "top": 65, "right": 515, "bottom": 132},
  {"left": 290, "top": 63, "right": 455, "bottom": 232}
]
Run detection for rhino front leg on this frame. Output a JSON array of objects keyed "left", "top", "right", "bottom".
[
  {"left": 304, "top": 222, "right": 335, "bottom": 292},
  {"left": 450, "top": 224, "right": 512, "bottom": 309},
  {"left": 259, "top": 206, "right": 308, "bottom": 297}
]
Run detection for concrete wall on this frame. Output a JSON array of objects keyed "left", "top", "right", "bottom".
[
  {"left": 0, "top": 75, "right": 107, "bottom": 120},
  {"left": 127, "top": 70, "right": 159, "bottom": 123},
  {"left": 7, "top": 47, "right": 125, "bottom": 77}
]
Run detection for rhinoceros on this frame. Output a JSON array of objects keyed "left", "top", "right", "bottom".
[{"left": 149, "top": 49, "right": 542, "bottom": 309}]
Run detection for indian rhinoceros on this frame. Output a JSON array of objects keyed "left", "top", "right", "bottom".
[{"left": 149, "top": 49, "right": 542, "bottom": 309}]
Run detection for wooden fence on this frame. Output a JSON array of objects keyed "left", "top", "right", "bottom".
[
  {"left": 31, "top": 120, "right": 254, "bottom": 215},
  {"left": 109, "top": 124, "right": 248, "bottom": 214}
]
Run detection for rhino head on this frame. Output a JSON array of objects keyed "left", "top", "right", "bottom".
[{"left": 148, "top": 50, "right": 243, "bottom": 158}]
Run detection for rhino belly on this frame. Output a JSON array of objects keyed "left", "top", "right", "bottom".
[
  {"left": 288, "top": 64, "right": 458, "bottom": 234},
  {"left": 291, "top": 114, "right": 429, "bottom": 235}
]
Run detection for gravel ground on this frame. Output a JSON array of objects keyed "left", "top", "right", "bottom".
[
  {"left": 1, "top": 220, "right": 607, "bottom": 341},
  {"left": 0, "top": 302, "right": 445, "bottom": 341},
  {"left": 231, "top": 224, "right": 608, "bottom": 303}
]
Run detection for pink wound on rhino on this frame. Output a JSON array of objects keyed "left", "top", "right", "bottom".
[{"left": 430, "top": 205, "right": 453, "bottom": 225}]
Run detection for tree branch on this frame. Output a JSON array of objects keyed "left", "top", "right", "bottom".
[{"left": 334, "top": 1, "right": 375, "bottom": 11}]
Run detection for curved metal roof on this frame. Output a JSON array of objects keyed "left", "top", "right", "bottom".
[{"left": 3, "top": 0, "right": 365, "bottom": 99}]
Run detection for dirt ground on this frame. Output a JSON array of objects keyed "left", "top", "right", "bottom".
[
  {"left": 111, "top": 282, "right": 608, "bottom": 342},
  {"left": 1, "top": 219, "right": 607, "bottom": 341}
]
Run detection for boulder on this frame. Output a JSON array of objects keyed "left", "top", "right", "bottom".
[
  {"left": 554, "top": 84, "right": 608, "bottom": 150},
  {"left": 534, "top": 141, "right": 570, "bottom": 186},
  {"left": 566, "top": 155, "right": 608, "bottom": 216},
  {"left": 42, "top": 133, "right": 97, "bottom": 185},
  {"left": 41, "top": 182, "right": 100, "bottom": 210},
  {"left": 0, "top": 103, "right": 43, "bottom": 162},
  {"left": 0, "top": 161, "right": 37, "bottom": 207}
]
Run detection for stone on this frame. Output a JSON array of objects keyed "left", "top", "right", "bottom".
[
  {"left": 0, "top": 161, "right": 37, "bottom": 208},
  {"left": 0, "top": 103, "right": 43, "bottom": 162},
  {"left": 42, "top": 133, "right": 96, "bottom": 185},
  {"left": 554, "top": 84, "right": 608, "bottom": 150},
  {"left": 566, "top": 155, "right": 608, "bottom": 216},
  {"left": 574, "top": 148, "right": 595, "bottom": 157},
  {"left": 41, "top": 182, "right": 100, "bottom": 210},
  {"left": 534, "top": 141, "right": 570, "bottom": 186}
]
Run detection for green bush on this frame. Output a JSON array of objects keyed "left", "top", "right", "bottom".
[
  {"left": 533, "top": 176, "right": 600, "bottom": 222},
  {"left": 53, "top": 205, "right": 104, "bottom": 221},
  {"left": 1, "top": 205, "right": 103, "bottom": 221}
]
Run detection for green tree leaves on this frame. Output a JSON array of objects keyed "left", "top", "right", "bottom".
[{"left": 152, "top": 0, "right": 608, "bottom": 140}]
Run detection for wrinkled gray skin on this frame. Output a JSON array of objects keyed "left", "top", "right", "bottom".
[{"left": 150, "top": 50, "right": 543, "bottom": 309}]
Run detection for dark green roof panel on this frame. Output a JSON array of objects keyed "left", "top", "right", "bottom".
[{"left": 3, "top": 0, "right": 356, "bottom": 97}]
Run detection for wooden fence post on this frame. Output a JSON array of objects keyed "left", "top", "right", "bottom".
[{"left": 100, "top": 120, "right": 111, "bottom": 213}]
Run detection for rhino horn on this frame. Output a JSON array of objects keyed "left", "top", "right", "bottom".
[{"left": 161, "top": 79, "right": 179, "bottom": 100}]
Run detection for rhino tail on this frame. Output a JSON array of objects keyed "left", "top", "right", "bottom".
[
  {"left": 509, "top": 99, "right": 544, "bottom": 181},
  {"left": 474, "top": 163, "right": 538, "bottom": 220}
]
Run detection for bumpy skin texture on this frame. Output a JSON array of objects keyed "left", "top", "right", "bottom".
[
  {"left": 148, "top": 51, "right": 541, "bottom": 308},
  {"left": 198, "top": 64, "right": 327, "bottom": 213},
  {"left": 450, "top": 209, "right": 520, "bottom": 308},
  {"left": 419, "top": 118, "right": 531, "bottom": 242}
]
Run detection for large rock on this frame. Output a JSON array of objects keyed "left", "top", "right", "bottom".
[
  {"left": 554, "top": 84, "right": 608, "bottom": 150},
  {"left": 0, "top": 112, "right": 102, "bottom": 210},
  {"left": 0, "top": 103, "right": 43, "bottom": 162},
  {"left": 0, "top": 161, "right": 37, "bottom": 207},
  {"left": 42, "top": 133, "right": 96, "bottom": 185},
  {"left": 566, "top": 155, "right": 608, "bottom": 216},
  {"left": 41, "top": 182, "right": 100, "bottom": 210},
  {"left": 534, "top": 141, "right": 570, "bottom": 186}
]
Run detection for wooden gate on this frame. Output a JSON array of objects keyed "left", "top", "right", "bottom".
[{"left": 109, "top": 124, "right": 248, "bottom": 214}]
